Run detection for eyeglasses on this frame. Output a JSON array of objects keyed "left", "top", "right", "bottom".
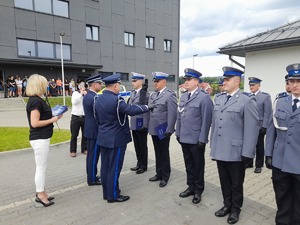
[
  {"left": 153, "top": 79, "right": 162, "bottom": 83},
  {"left": 132, "top": 80, "right": 138, "bottom": 82}
]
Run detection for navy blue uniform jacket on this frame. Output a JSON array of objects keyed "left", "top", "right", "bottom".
[
  {"left": 83, "top": 89, "right": 98, "bottom": 139},
  {"left": 95, "top": 90, "right": 148, "bottom": 148}
]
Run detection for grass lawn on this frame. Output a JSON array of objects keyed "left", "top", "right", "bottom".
[
  {"left": 0, "top": 127, "right": 70, "bottom": 152},
  {"left": 23, "top": 96, "right": 72, "bottom": 107}
]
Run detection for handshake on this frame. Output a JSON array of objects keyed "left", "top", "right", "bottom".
[{"left": 147, "top": 104, "right": 156, "bottom": 111}]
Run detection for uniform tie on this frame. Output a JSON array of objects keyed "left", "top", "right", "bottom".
[
  {"left": 292, "top": 99, "right": 299, "bottom": 112},
  {"left": 188, "top": 92, "right": 191, "bottom": 100},
  {"left": 224, "top": 95, "right": 231, "bottom": 104},
  {"left": 156, "top": 91, "right": 160, "bottom": 97}
]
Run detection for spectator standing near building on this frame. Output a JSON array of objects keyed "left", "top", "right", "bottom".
[
  {"left": 70, "top": 82, "right": 87, "bottom": 157},
  {"left": 266, "top": 63, "right": 300, "bottom": 225},
  {"left": 245, "top": 77, "right": 272, "bottom": 173},
  {"left": 22, "top": 76, "right": 28, "bottom": 97},
  {"left": 94, "top": 73, "right": 149, "bottom": 203},
  {"left": 210, "top": 66, "right": 259, "bottom": 224},
  {"left": 176, "top": 68, "right": 213, "bottom": 204},
  {"left": 49, "top": 79, "right": 57, "bottom": 97},
  {"left": 26, "top": 74, "right": 62, "bottom": 207},
  {"left": 16, "top": 76, "right": 23, "bottom": 97},
  {"left": 56, "top": 78, "right": 62, "bottom": 96},
  {"left": 69, "top": 78, "right": 75, "bottom": 96},
  {"left": 83, "top": 74, "right": 103, "bottom": 186},
  {"left": 64, "top": 78, "right": 69, "bottom": 96},
  {"left": 128, "top": 72, "right": 150, "bottom": 174},
  {"left": 148, "top": 72, "right": 177, "bottom": 188}
]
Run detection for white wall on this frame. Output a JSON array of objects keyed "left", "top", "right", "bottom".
[{"left": 244, "top": 46, "right": 300, "bottom": 101}]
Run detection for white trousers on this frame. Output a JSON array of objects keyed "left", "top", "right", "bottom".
[{"left": 30, "top": 138, "right": 50, "bottom": 192}]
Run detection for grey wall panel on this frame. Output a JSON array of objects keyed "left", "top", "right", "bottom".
[
  {"left": 36, "top": 14, "right": 55, "bottom": 41},
  {"left": 113, "top": 43, "right": 125, "bottom": 71},
  {"left": 146, "top": 1, "right": 155, "bottom": 10},
  {"left": 145, "top": 8, "right": 155, "bottom": 34},
  {"left": 125, "top": 46, "right": 135, "bottom": 60},
  {"left": 16, "top": 28, "right": 36, "bottom": 40},
  {"left": 125, "top": 58, "right": 136, "bottom": 73},
  {"left": 0, "top": 0, "right": 13, "bottom": 7},
  {"left": 15, "top": 9, "right": 36, "bottom": 31},
  {"left": 87, "top": 41, "right": 101, "bottom": 65},
  {"left": 54, "top": 17, "right": 71, "bottom": 38},
  {"left": 0, "top": 46, "right": 16, "bottom": 59},
  {"left": 69, "top": 0, "right": 85, "bottom": 22},
  {"left": 111, "top": 0, "right": 124, "bottom": 16},
  {"left": 164, "top": 14, "right": 173, "bottom": 37},
  {"left": 100, "top": 56, "right": 113, "bottom": 72},
  {"left": 0, "top": 6, "right": 16, "bottom": 47},
  {"left": 155, "top": 25, "right": 164, "bottom": 51},
  {"left": 135, "top": 0, "right": 145, "bottom": 21},
  {"left": 100, "top": 26, "right": 113, "bottom": 57},
  {"left": 72, "top": 52, "right": 88, "bottom": 64},
  {"left": 85, "top": 7, "right": 100, "bottom": 25},
  {"left": 135, "top": 20, "right": 145, "bottom": 48},
  {"left": 85, "top": 0, "right": 100, "bottom": 9},
  {"left": 135, "top": 47, "right": 146, "bottom": 72},
  {"left": 155, "top": 50, "right": 164, "bottom": 71},
  {"left": 124, "top": 1, "right": 135, "bottom": 31},
  {"left": 71, "top": 20, "right": 86, "bottom": 54},
  {"left": 155, "top": 1, "right": 164, "bottom": 26},
  {"left": 99, "top": 0, "right": 112, "bottom": 27},
  {"left": 112, "top": 14, "right": 124, "bottom": 44}
]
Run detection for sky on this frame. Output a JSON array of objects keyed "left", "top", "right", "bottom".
[{"left": 179, "top": 0, "right": 300, "bottom": 77}]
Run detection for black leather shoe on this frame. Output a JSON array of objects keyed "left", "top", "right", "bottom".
[
  {"left": 88, "top": 180, "right": 102, "bottom": 186},
  {"left": 227, "top": 212, "right": 239, "bottom": 224},
  {"left": 245, "top": 163, "right": 253, "bottom": 169},
  {"left": 136, "top": 168, "right": 147, "bottom": 174},
  {"left": 254, "top": 167, "right": 262, "bottom": 173},
  {"left": 130, "top": 165, "right": 140, "bottom": 171},
  {"left": 35, "top": 196, "right": 54, "bottom": 207},
  {"left": 215, "top": 206, "right": 231, "bottom": 217},
  {"left": 179, "top": 188, "right": 194, "bottom": 198},
  {"left": 149, "top": 175, "right": 160, "bottom": 182},
  {"left": 107, "top": 195, "right": 130, "bottom": 203},
  {"left": 192, "top": 193, "right": 201, "bottom": 204},
  {"left": 159, "top": 180, "right": 167, "bottom": 187}
]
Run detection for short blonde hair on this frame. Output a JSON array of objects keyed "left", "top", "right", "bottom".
[{"left": 26, "top": 74, "right": 48, "bottom": 96}]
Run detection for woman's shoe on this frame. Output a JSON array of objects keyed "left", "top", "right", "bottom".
[
  {"left": 35, "top": 196, "right": 54, "bottom": 207},
  {"left": 36, "top": 194, "right": 54, "bottom": 201}
]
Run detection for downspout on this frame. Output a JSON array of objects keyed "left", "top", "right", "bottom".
[{"left": 229, "top": 55, "right": 245, "bottom": 70}]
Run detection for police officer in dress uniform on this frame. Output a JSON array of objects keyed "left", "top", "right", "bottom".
[
  {"left": 265, "top": 63, "right": 300, "bottom": 225},
  {"left": 245, "top": 77, "right": 272, "bottom": 173},
  {"left": 83, "top": 74, "right": 103, "bottom": 186},
  {"left": 128, "top": 72, "right": 150, "bottom": 174},
  {"left": 176, "top": 68, "right": 213, "bottom": 204},
  {"left": 148, "top": 72, "right": 177, "bottom": 188},
  {"left": 210, "top": 66, "right": 259, "bottom": 224},
  {"left": 94, "top": 73, "right": 148, "bottom": 203}
]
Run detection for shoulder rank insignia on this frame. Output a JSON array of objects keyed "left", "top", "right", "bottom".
[{"left": 275, "top": 92, "right": 289, "bottom": 100}]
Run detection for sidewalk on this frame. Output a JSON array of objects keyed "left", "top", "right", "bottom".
[{"left": 0, "top": 109, "right": 277, "bottom": 225}]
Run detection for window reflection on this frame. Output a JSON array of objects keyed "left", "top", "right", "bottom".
[
  {"left": 53, "top": 0, "right": 69, "bottom": 17},
  {"left": 34, "top": 0, "right": 51, "bottom": 14},
  {"left": 15, "top": 0, "right": 33, "bottom": 10},
  {"left": 18, "top": 40, "right": 36, "bottom": 57}
]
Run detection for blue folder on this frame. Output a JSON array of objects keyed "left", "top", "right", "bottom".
[
  {"left": 154, "top": 122, "right": 168, "bottom": 140},
  {"left": 52, "top": 105, "right": 68, "bottom": 116},
  {"left": 136, "top": 118, "right": 143, "bottom": 130}
]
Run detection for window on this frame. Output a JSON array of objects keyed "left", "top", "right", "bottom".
[
  {"left": 86, "top": 25, "right": 99, "bottom": 41},
  {"left": 14, "top": 0, "right": 33, "bottom": 10},
  {"left": 14, "top": 0, "right": 69, "bottom": 17},
  {"left": 167, "top": 75, "right": 175, "bottom": 82},
  {"left": 124, "top": 32, "right": 134, "bottom": 46},
  {"left": 53, "top": 0, "right": 69, "bottom": 17},
  {"left": 18, "top": 39, "right": 36, "bottom": 57},
  {"left": 34, "top": 0, "right": 51, "bottom": 14},
  {"left": 55, "top": 44, "right": 71, "bottom": 60},
  {"left": 164, "top": 39, "right": 172, "bottom": 52},
  {"left": 17, "top": 39, "right": 71, "bottom": 60},
  {"left": 146, "top": 36, "right": 154, "bottom": 49}
]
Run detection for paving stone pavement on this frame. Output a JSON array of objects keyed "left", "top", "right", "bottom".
[{"left": 0, "top": 109, "right": 277, "bottom": 225}]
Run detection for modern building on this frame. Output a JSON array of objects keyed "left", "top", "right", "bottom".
[
  {"left": 218, "top": 19, "right": 300, "bottom": 100},
  {"left": 0, "top": 0, "right": 180, "bottom": 97}
]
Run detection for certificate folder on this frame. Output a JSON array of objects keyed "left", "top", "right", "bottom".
[
  {"left": 52, "top": 105, "right": 68, "bottom": 116},
  {"left": 154, "top": 122, "right": 168, "bottom": 140},
  {"left": 136, "top": 118, "right": 143, "bottom": 130}
]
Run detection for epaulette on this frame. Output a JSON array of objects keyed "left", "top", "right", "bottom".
[
  {"left": 262, "top": 92, "right": 270, "bottom": 96},
  {"left": 275, "top": 92, "right": 289, "bottom": 100},
  {"left": 242, "top": 92, "right": 251, "bottom": 97},
  {"left": 201, "top": 89, "right": 208, "bottom": 94},
  {"left": 167, "top": 89, "right": 174, "bottom": 93},
  {"left": 215, "top": 92, "right": 226, "bottom": 98}
]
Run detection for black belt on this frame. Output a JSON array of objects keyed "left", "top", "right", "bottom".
[{"left": 72, "top": 115, "right": 85, "bottom": 118}]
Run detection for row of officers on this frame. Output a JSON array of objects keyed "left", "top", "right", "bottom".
[{"left": 82, "top": 63, "right": 300, "bottom": 225}]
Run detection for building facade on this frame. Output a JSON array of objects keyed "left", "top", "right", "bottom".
[{"left": 0, "top": 0, "right": 180, "bottom": 95}]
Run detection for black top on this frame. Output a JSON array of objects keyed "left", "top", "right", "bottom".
[{"left": 26, "top": 96, "right": 53, "bottom": 140}]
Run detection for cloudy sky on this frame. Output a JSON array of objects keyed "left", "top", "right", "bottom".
[{"left": 179, "top": 0, "right": 300, "bottom": 77}]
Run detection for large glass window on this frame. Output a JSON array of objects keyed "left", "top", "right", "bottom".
[
  {"left": 38, "top": 42, "right": 54, "bottom": 58},
  {"left": 17, "top": 39, "right": 71, "bottom": 60},
  {"left": 146, "top": 36, "right": 154, "bottom": 49},
  {"left": 124, "top": 32, "right": 134, "bottom": 46},
  {"left": 34, "top": 0, "right": 51, "bottom": 14},
  {"left": 14, "top": 0, "right": 69, "bottom": 17},
  {"left": 14, "top": 0, "right": 33, "bottom": 10},
  {"left": 55, "top": 44, "right": 71, "bottom": 60},
  {"left": 164, "top": 39, "right": 172, "bottom": 52},
  {"left": 53, "top": 0, "right": 69, "bottom": 17},
  {"left": 86, "top": 25, "right": 99, "bottom": 41},
  {"left": 18, "top": 40, "right": 36, "bottom": 57}
]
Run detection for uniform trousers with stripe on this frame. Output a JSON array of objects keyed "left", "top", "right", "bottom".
[
  {"left": 86, "top": 139, "right": 100, "bottom": 184},
  {"left": 100, "top": 146, "right": 126, "bottom": 201}
]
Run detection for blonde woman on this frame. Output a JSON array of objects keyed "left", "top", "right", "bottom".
[{"left": 26, "top": 74, "right": 62, "bottom": 207}]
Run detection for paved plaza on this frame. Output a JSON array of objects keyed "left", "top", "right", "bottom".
[{"left": 0, "top": 108, "right": 277, "bottom": 225}]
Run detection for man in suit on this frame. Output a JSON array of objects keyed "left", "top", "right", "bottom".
[
  {"left": 95, "top": 73, "right": 148, "bottom": 203},
  {"left": 83, "top": 74, "right": 102, "bottom": 186},
  {"left": 210, "top": 66, "right": 259, "bottom": 224},
  {"left": 246, "top": 77, "right": 272, "bottom": 173},
  {"left": 128, "top": 72, "right": 150, "bottom": 174},
  {"left": 148, "top": 72, "right": 177, "bottom": 188},
  {"left": 176, "top": 68, "right": 213, "bottom": 204},
  {"left": 265, "top": 63, "right": 300, "bottom": 225}
]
